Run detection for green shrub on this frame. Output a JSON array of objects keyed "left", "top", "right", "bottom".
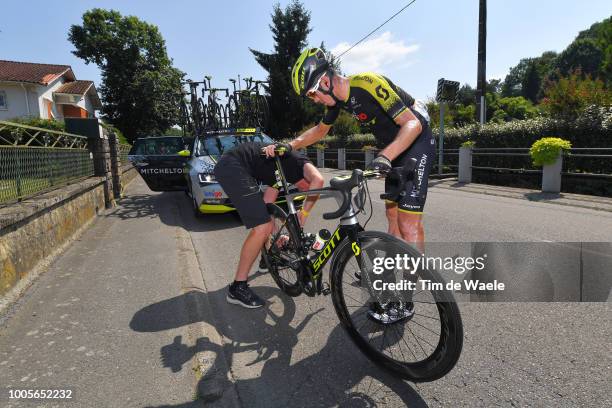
[
  {"left": 529, "top": 137, "right": 572, "bottom": 166},
  {"left": 8, "top": 117, "right": 65, "bottom": 132},
  {"left": 461, "top": 140, "right": 475, "bottom": 148}
]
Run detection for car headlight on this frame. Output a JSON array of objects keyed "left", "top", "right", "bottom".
[{"left": 198, "top": 173, "right": 216, "bottom": 184}]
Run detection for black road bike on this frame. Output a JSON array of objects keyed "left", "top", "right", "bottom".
[
  {"left": 260, "top": 151, "right": 464, "bottom": 382},
  {"left": 203, "top": 76, "right": 229, "bottom": 129}
]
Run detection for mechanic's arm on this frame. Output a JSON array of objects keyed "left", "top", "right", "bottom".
[
  {"left": 379, "top": 109, "right": 422, "bottom": 161},
  {"left": 262, "top": 186, "right": 279, "bottom": 204},
  {"left": 295, "top": 163, "right": 324, "bottom": 226}
]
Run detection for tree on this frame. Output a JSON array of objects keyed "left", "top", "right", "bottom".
[
  {"left": 522, "top": 61, "right": 541, "bottom": 103},
  {"left": 541, "top": 70, "right": 611, "bottom": 119},
  {"left": 250, "top": 1, "right": 312, "bottom": 138},
  {"left": 68, "top": 9, "right": 184, "bottom": 142},
  {"left": 555, "top": 38, "right": 604, "bottom": 78}
]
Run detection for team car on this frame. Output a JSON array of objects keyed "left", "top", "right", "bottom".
[{"left": 128, "top": 129, "right": 303, "bottom": 216}]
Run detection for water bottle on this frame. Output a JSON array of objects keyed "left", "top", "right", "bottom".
[{"left": 311, "top": 229, "right": 332, "bottom": 251}]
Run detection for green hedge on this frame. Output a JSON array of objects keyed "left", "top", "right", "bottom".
[{"left": 433, "top": 110, "right": 611, "bottom": 150}]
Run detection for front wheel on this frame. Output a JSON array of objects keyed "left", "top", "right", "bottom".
[{"left": 330, "top": 231, "right": 463, "bottom": 382}]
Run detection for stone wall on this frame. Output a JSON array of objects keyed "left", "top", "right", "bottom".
[{"left": 0, "top": 178, "right": 105, "bottom": 298}]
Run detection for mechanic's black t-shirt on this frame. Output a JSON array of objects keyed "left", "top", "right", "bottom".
[{"left": 227, "top": 142, "right": 311, "bottom": 186}]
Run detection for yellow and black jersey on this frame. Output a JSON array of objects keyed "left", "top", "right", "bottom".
[{"left": 322, "top": 72, "right": 415, "bottom": 146}]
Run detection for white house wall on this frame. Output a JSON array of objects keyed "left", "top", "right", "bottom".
[
  {"left": 38, "top": 78, "right": 66, "bottom": 119},
  {"left": 83, "top": 94, "right": 94, "bottom": 117},
  {"left": 0, "top": 82, "right": 40, "bottom": 120}
]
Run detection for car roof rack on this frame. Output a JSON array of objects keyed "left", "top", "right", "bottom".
[{"left": 200, "top": 127, "right": 261, "bottom": 137}]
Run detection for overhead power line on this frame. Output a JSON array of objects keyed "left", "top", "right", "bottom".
[{"left": 336, "top": 0, "right": 418, "bottom": 60}]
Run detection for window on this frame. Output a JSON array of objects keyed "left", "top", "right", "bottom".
[
  {"left": 130, "top": 137, "right": 186, "bottom": 155},
  {"left": 196, "top": 134, "right": 273, "bottom": 156},
  {"left": 0, "top": 91, "right": 7, "bottom": 110}
]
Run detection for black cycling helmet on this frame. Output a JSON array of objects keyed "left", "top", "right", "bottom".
[{"left": 291, "top": 48, "right": 330, "bottom": 96}]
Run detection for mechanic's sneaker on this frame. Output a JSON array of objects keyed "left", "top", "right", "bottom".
[
  {"left": 226, "top": 282, "right": 265, "bottom": 309},
  {"left": 258, "top": 256, "right": 268, "bottom": 272}
]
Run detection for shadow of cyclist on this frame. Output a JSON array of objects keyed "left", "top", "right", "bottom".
[{"left": 131, "top": 286, "right": 428, "bottom": 408}]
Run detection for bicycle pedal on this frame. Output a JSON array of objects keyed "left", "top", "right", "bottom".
[{"left": 322, "top": 283, "right": 331, "bottom": 296}]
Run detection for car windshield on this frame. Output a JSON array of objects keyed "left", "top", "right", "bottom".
[
  {"left": 130, "top": 137, "right": 185, "bottom": 155},
  {"left": 195, "top": 134, "right": 274, "bottom": 156}
]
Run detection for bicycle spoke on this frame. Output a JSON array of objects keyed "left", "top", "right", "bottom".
[{"left": 406, "top": 324, "right": 428, "bottom": 359}]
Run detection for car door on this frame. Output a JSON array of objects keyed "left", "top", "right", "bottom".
[{"left": 128, "top": 137, "right": 189, "bottom": 191}]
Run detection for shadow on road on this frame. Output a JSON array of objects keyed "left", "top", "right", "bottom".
[
  {"left": 130, "top": 287, "right": 428, "bottom": 408},
  {"left": 105, "top": 190, "right": 244, "bottom": 232}
]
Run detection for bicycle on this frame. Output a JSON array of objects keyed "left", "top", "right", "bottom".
[
  {"left": 227, "top": 78, "right": 243, "bottom": 127},
  {"left": 203, "top": 76, "right": 229, "bottom": 129},
  {"left": 183, "top": 79, "right": 207, "bottom": 135},
  {"left": 260, "top": 149, "right": 463, "bottom": 382},
  {"left": 242, "top": 77, "right": 270, "bottom": 129}
]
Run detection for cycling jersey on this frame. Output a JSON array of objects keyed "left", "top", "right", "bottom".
[
  {"left": 321, "top": 72, "right": 435, "bottom": 214},
  {"left": 322, "top": 72, "right": 416, "bottom": 146}
]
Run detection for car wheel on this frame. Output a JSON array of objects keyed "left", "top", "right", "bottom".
[{"left": 189, "top": 185, "right": 204, "bottom": 218}]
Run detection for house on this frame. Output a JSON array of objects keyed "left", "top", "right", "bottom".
[{"left": 0, "top": 60, "right": 102, "bottom": 121}]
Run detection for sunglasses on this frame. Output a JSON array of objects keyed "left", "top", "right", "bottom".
[{"left": 306, "top": 74, "right": 325, "bottom": 98}]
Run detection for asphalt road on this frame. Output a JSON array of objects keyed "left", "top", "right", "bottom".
[{"left": 1, "top": 173, "right": 611, "bottom": 407}]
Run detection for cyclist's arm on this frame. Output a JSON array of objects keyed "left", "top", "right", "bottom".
[
  {"left": 289, "top": 122, "right": 331, "bottom": 151},
  {"left": 379, "top": 109, "right": 422, "bottom": 161}
]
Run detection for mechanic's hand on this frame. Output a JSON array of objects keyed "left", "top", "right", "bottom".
[
  {"left": 262, "top": 143, "right": 292, "bottom": 158},
  {"left": 366, "top": 154, "right": 392, "bottom": 174}
]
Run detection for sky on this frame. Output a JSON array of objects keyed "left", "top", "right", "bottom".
[{"left": 1, "top": 1, "right": 610, "bottom": 102}]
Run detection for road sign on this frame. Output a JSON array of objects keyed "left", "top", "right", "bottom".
[{"left": 436, "top": 78, "right": 460, "bottom": 103}]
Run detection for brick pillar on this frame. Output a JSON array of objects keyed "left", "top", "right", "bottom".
[
  {"left": 108, "top": 132, "right": 122, "bottom": 198},
  {"left": 87, "top": 130, "right": 115, "bottom": 209}
]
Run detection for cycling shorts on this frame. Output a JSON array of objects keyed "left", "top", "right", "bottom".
[
  {"left": 214, "top": 154, "right": 270, "bottom": 229},
  {"left": 384, "top": 107, "right": 435, "bottom": 214}
]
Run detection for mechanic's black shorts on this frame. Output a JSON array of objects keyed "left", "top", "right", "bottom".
[
  {"left": 384, "top": 107, "right": 436, "bottom": 214},
  {"left": 214, "top": 155, "right": 270, "bottom": 229}
]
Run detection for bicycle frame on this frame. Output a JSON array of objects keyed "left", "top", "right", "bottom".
[{"left": 272, "top": 156, "right": 366, "bottom": 289}]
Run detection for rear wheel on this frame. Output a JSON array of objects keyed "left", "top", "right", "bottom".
[
  {"left": 330, "top": 231, "right": 463, "bottom": 382},
  {"left": 261, "top": 203, "right": 303, "bottom": 297}
]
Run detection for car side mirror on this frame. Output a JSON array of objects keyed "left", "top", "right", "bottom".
[{"left": 178, "top": 150, "right": 191, "bottom": 157}]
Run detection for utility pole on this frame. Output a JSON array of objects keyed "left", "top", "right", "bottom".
[{"left": 476, "top": 0, "right": 487, "bottom": 124}]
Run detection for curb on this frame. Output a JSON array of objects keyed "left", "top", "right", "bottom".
[
  {"left": 432, "top": 184, "right": 612, "bottom": 213},
  {"left": 174, "top": 206, "right": 241, "bottom": 407}
]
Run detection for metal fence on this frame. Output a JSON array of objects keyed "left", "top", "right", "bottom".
[
  {"left": 118, "top": 143, "right": 132, "bottom": 167},
  {"left": 0, "top": 121, "right": 94, "bottom": 205},
  {"left": 305, "top": 147, "right": 459, "bottom": 175}
]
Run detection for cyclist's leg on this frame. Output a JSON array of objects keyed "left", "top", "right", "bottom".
[
  {"left": 383, "top": 172, "right": 402, "bottom": 238},
  {"left": 384, "top": 201, "right": 401, "bottom": 239},
  {"left": 396, "top": 118, "right": 435, "bottom": 253}
]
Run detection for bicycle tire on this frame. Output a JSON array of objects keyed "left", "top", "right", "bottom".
[
  {"left": 330, "top": 231, "right": 463, "bottom": 382},
  {"left": 261, "top": 203, "right": 303, "bottom": 297},
  {"left": 197, "top": 98, "right": 207, "bottom": 131},
  {"left": 179, "top": 100, "right": 192, "bottom": 133},
  {"left": 227, "top": 95, "right": 239, "bottom": 127},
  {"left": 256, "top": 94, "right": 270, "bottom": 130}
]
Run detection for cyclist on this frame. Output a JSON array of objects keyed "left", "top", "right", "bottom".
[
  {"left": 214, "top": 141, "right": 324, "bottom": 308},
  {"left": 264, "top": 47, "right": 433, "bottom": 251}
]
